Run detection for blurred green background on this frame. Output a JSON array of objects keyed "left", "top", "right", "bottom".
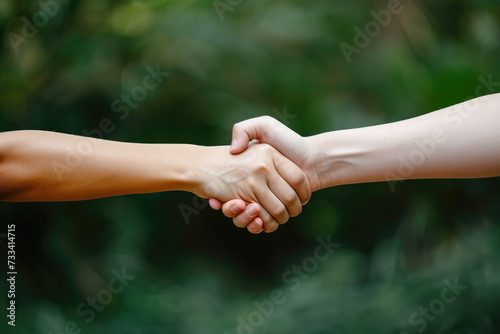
[{"left": 1, "top": 0, "right": 500, "bottom": 333}]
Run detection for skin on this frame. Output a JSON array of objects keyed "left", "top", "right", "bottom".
[
  {"left": 0, "top": 131, "right": 311, "bottom": 232},
  {"left": 212, "top": 93, "right": 500, "bottom": 233}
]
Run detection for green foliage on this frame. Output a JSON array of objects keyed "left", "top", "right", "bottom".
[{"left": 1, "top": 0, "right": 500, "bottom": 333}]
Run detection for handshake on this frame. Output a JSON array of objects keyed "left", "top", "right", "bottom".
[
  {"left": 202, "top": 116, "right": 320, "bottom": 234},
  {"left": 1, "top": 94, "right": 499, "bottom": 231},
  {"left": 200, "top": 93, "right": 500, "bottom": 233}
]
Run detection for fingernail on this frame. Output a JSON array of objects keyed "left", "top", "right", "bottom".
[
  {"left": 231, "top": 205, "right": 240, "bottom": 214},
  {"left": 248, "top": 205, "right": 258, "bottom": 216}
]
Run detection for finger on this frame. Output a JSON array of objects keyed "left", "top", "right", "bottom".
[
  {"left": 230, "top": 116, "right": 302, "bottom": 157},
  {"left": 258, "top": 189, "right": 289, "bottom": 225},
  {"left": 231, "top": 203, "right": 261, "bottom": 228},
  {"left": 256, "top": 188, "right": 289, "bottom": 226},
  {"left": 267, "top": 174, "right": 303, "bottom": 219},
  {"left": 246, "top": 217, "right": 264, "bottom": 234},
  {"left": 209, "top": 198, "right": 222, "bottom": 210},
  {"left": 221, "top": 200, "right": 248, "bottom": 219},
  {"left": 257, "top": 206, "right": 280, "bottom": 233},
  {"left": 230, "top": 116, "right": 276, "bottom": 154},
  {"left": 273, "top": 153, "right": 312, "bottom": 206}
]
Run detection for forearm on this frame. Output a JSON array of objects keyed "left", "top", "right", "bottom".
[
  {"left": 0, "top": 131, "right": 200, "bottom": 201},
  {"left": 309, "top": 93, "right": 500, "bottom": 189}
]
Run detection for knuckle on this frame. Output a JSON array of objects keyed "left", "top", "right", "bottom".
[
  {"left": 233, "top": 123, "right": 243, "bottom": 133},
  {"left": 272, "top": 205, "right": 288, "bottom": 224},
  {"left": 264, "top": 221, "right": 279, "bottom": 233},
  {"left": 221, "top": 207, "right": 233, "bottom": 218},
  {"left": 262, "top": 115, "right": 277, "bottom": 127},
  {"left": 253, "top": 161, "right": 269, "bottom": 174},
  {"left": 278, "top": 215, "right": 290, "bottom": 225},
  {"left": 275, "top": 204, "right": 287, "bottom": 217},
  {"left": 283, "top": 189, "right": 299, "bottom": 205},
  {"left": 233, "top": 217, "right": 247, "bottom": 228},
  {"left": 304, "top": 192, "right": 312, "bottom": 204},
  {"left": 290, "top": 170, "right": 307, "bottom": 186},
  {"left": 260, "top": 115, "right": 273, "bottom": 124},
  {"left": 290, "top": 204, "right": 302, "bottom": 218}
]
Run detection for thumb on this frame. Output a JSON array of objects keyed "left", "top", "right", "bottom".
[
  {"left": 229, "top": 123, "right": 252, "bottom": 154},
  {"left": 208, "top": 198, "right": 222, "bottom": 210},
  {"left": 230, "top": 116, "right": 273, "bottom": 154}
]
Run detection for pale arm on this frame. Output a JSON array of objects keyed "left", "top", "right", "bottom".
[
  {"left": 218, "top": 93, "right": 500, "bottom": 228},
  {"left": 309, "top": 93, "right": 500, "bottom": 188}
]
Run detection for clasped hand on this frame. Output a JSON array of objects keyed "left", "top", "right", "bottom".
[
  {"left": 193, "top": 141, "right": 311, "bottom": 234},
  {"left": 202, "top": 117, "right": 319, "bottom": 234}
]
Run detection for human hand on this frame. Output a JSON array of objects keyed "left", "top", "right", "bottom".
[
  {"left": 230, "top": 116, "right": 321, "bottom": 190},
  {"left": 209, "top": 198, "right": 265, "bottom": 234},
  {"left": 210, "top": 116, "right": 321, "bottom": 232},
  {"left": 194, "top": 143, "right": 311, "bottom": 233}
]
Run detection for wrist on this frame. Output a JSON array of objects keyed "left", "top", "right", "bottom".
[
  {"left": 306, "top": 130, "right": 378, "bottom": 189},
  {"left": 181, "top": 145, "right": 231, "bottom": 199},
  {"left": 305, "top": 134, "right": 341, "bottom": 190},
  {"left": 302, "top": 135, "right": 326, "bottom": 192},
  {"left": 157, "top": 144, "right": 207, "bottom": 194}
]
